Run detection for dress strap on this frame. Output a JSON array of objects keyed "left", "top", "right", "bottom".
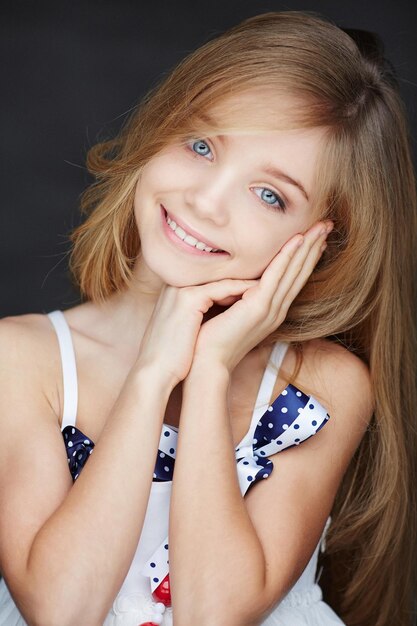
[
  {"left": 236, "top": 341, "right": 290, "bottom": 450},
  {"left": 47, "top": 310, "right": 78, "bottom": 430},
  {"left": 255, "top": 341, "right": 290, "bottom": 409}
]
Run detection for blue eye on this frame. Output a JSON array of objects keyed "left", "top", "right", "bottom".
[
  {"left": 190, "top": 139, "right": 213, "bottom": 159},
  {"left": 253, "top": 187, "right": 286, "bottom": 212}
]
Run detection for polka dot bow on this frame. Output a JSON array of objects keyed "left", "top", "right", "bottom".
[
  {"left": 142, "top": 383, "right": 330, "bottom": 593},
  {"left": 62, "top": 426, "right": 95, "bottom": 481}
]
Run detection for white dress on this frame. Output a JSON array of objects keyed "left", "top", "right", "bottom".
[{"left": 0, "top": 310, "right": 345, "bottom": 625}]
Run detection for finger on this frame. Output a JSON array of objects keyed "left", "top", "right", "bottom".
[
  {"left": 264, "top": 225, "right": 329, "bottom": 317},
  {"left": 260, "top": 222, "right": 328, "bottom": 299},
  {"left": 215, "top": 294, "right": 245, "bottom": 306},
  {"left": 281, "top": 239, "right": 327, "bottom": 306},
  {"left": 190, "top": 278, "right": 259, "bottom": 311},
  {"left": 258, "top": 233, "right": 306, "bottom": 294},
  {"left": 272, "top": 232, "right": 327, "bottom": 311}
]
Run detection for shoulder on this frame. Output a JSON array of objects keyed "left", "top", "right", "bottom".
[
  {"left": 0, "top": 311, "right": 52, "bottom": 342},
  {"left": 0, "top": 313, "right": 61, "bottom": 420},
  {"left": 300, "top": 338, "right": 373, "bottom": 412},
  {"left": 299, "top": 337, "right": 371, "bottom": 381},
  {"left": 280, "top": 337, "right": 374, "bottom": 453},
  {"left": 0, "top": 312, "right": 56, "bottom": 364}
]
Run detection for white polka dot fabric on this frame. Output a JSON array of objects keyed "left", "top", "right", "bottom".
[
  {"left": 142, "top": 383, "right": 330, "bottom": 593},
  {"left": 31, "top": 312, "right": 343, "bottom": 625}
]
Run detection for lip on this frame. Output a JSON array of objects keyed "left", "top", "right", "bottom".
[
  {"left": 161, "top": 205, "right": 227, "bottom": 252},
  {"left": 160, "top": 205, "right": 229, "bottom": 256}
]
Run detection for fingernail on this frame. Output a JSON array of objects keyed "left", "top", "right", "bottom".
[{"left": 296, "top": 236, "right": 305, "bottom": 247}]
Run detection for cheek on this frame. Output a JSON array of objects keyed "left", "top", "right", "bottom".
[
  {"left": 235, "top": 228, "right": 284, "bottom": 276},
  {"left": 236, "top": 219, "right": 306, "bottom": 277},
  {"left": 141, "top": 151, "right": 189, "bottom": 188},
  {"left": 133, "top": 162, "right": 163, "bottom": 218},
  {"left": 242, "top": 220, "right": 293, "bottom": 256},
  {"left": 133, "top": 183, "right": 143, "bottom": 223}
]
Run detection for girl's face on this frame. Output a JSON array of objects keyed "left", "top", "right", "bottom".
[{"left": 133, "top": 98, "right": 327, "bottom": 288}]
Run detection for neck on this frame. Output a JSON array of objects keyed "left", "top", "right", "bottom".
[{"left": 82, "top": 262, "right": 227, "bottom": 358}]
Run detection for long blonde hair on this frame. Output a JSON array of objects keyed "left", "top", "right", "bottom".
[{"left": 69, "top": 12, "right": 417, "bottom": 626}]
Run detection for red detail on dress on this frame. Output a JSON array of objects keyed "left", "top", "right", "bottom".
[
  {"left": 152, "top": 573, "right": 171, "bottom": 606},
  {"left": 138, "top": 623, "right": 160, "bottom": 626}
]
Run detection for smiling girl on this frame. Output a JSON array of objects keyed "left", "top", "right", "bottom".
[{"left": 0, "top": 11, "right": 416, "bottom": 626}]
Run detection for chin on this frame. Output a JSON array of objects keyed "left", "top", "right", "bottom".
[
  {"left": 143, "top": 258, "right": 204, "bottom": 288},
  {"left": 141, "top": 248, "right": 263, "bottom": 287},
  {"left": 165, "top": 276, "right": 202, "bottom": 287}
]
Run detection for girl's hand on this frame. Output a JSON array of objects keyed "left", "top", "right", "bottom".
[
  {"left": 135, "top": 278, "right": 258, "bottom": 389},
  {"left": 191, "top": 220, "right": 333, "bottom": 374}
]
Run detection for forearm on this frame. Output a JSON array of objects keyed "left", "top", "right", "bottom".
[
  {"left": 169, "top": 363, "right": 266, "bottom": 625},
  {"left": 25, "top": 365, "right": 172, "bottom": 626}
]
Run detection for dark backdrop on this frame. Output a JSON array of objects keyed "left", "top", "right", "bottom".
[{"left": 1, "top": 0, "right": 416, "bottom": 317}]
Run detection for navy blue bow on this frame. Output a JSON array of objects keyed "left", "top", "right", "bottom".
[
  {"left": 60, "top": 384, "right": 330, "bottom": 595},
  {"left": 144, "top": 383, "right": 330, "bottom": 592},
  {"left": 62, "top": 426, "right": 95, "bottom": 481}
]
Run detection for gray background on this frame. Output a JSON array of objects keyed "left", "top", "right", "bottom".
[{"left": 1, "top": 0, "right": 416, "bottom": 316}]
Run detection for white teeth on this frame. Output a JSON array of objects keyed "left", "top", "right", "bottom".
[
  {"left": 174, "top": 226, "right": 187, "bottom": 240},
  {"left": 184, "top": 234, "right": 198, "bottom": 246},
  {"left": 166, "top": 213, "right": 221, "bottom": 252}
]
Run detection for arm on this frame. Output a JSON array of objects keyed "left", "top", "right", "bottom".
[
  {"left": 0, "top": 280, "right": 256, "bottom": 626},
  {"left": 0, "top": 317, "right": 173, "bottom": 626},
  {"left": 0, "top": 222, "right": 330, "bottom": 625},
  {"left": 169, "top": 341, "right": 374, "bottom": 625}
]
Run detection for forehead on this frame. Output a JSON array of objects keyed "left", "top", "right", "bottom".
[
  {"left": 194, "top": 88, "right": 320, "bottom": 134},
  {"left": 165, "top": 90, "right": 327, "bottom": 171}
]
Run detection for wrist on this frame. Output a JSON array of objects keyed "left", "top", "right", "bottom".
[
  {"left": 128, "top": 362, "right": 177, "bottom": 399},
  {"left": 186, "top": 358, "right": 231, "bottom": 388},
  {"left": 192, "top": 347, "right": 239, "bottom": 377}
]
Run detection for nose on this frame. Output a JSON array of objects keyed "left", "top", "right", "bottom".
[{"left": 183, "top": 167, "right": 231, "bottom": 226}]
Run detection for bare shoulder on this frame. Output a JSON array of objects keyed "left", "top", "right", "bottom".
[
  {"left": 300, "top": 338, "right": 373, "bottom": 410},
  {"left": 0, "top": 313, "right": 61, "bottom": 421},
  {"left": 0, "top": 312, "right": 57, "bottom": 363},
  {"left": 0, "top": 311, "right": 53, "bottom": 344},
  {"left": 282, "top": 337, "right": 374, "bottom": 450},
  {"left": 302, "top": 335, "right": 370, "bottom": 373}
]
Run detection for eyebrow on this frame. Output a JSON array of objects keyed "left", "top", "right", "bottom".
[
  {"left": 262, "top": 165, "right": 309, "bottom": 202},
  {"left": 215, "top": 134, "right": 309, "bottom": 202}
]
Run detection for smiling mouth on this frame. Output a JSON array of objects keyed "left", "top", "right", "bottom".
[{"left": 163, "top": 207, "right": 227, "bottom": 254}]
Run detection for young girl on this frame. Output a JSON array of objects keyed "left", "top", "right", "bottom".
[{"left": 0, "top": 11, "right": 416, "bottom": 626}]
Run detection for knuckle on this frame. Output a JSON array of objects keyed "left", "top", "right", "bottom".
[{"left": 280, "top": 300, "right": 290, "bottom": 316}]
